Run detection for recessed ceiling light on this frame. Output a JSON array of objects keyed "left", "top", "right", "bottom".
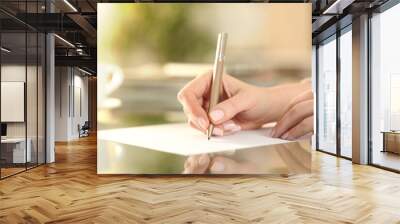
[
  {"left": 1, "top": 47, "right": 11, "bottom": 53},
  {"left": 78, "top": 67, "right": 93, "bottom": 76},
  {"left": 63, "top": 0, "right": 78, "bottom": 12},
  {"left": 323, "top": 0, "right": 354, "bottom": 15},
  {"left": 54, "top": 34, "right": 75, "bottom": 48}
]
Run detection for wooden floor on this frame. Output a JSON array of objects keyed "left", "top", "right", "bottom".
[
  {"left": 1, "top": 167, "right": 26, "bottom": 178},
  {"left": 373, "top": 151, "right": 400, "bottom": 171},
  {"left": 1, "top": 135, "right": 400, "bottom": 224}
]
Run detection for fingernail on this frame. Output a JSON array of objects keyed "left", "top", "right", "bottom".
[
  {"left": 282, "top": 132, "right": 289, "bottom": 139},
  {"left": 223, "top": 121, "right": 236, "bottom": 130},
  {"left": 213, "top": 127, "right": 223, "bottom": 136},
  {"left": 231, "top": 125, "right": 241, "bottom": 132},
  {"left": 197, "top": 117, "right": 207, "bottom": 130},
  {"left": 210, "top": 110, "right": 224, "bottom": 122},
  {"left": 199, "top": 155, "right": 208, "bottom": 165},
  {"left": 211, "top": 161, "right": 224, "bottom": 172}
]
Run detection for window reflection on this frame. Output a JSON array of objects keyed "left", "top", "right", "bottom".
[
  {"left": 340, "top": 28, "right": 352, "bottom": 158},
  {"left": 371, "top": 3, "right": 400, "bottom": 171},
  {"left": 317, "top": 36, "right": 337, "bottom": 154}
]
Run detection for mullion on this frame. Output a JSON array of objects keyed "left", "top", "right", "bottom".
[
  {"left": 315, "top": 44, "right": 319, "bottom": 151},
  {"left": 25, "top": 0, "right": 28, "bottom": 171},
  {"left": 336, "top": 26, "right": 341, "bottom": 157},
  {"left": 0, "top": 18, "right": 2, "bottom": 179},
  {"left": 44, "top": 0, "right": 47, "bottom": 164},
  {"left": 367, "top": 11, "right": 373, "bottom": 165},
  {"left": 36, "top": 0, "right": 39, "bottom": 168}
]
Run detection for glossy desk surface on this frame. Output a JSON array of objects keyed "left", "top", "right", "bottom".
[{"left": 98, "top": 133, "right": 311, "bottom": 175}]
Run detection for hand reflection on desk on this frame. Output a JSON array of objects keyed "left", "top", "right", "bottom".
[
  {"left": 182, "top": 142, "right": 311, "bottom": 174},
  {"left": 183, "top": 154, "right": 258, "bottom": 174}
]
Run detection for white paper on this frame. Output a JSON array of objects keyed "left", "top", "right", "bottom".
[{"left": 98, "top": 123, "right": 291, "bottom": 156}]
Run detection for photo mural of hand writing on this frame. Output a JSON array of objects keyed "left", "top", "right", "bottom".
[{"left": 97, "top": 3, "right": 312, "bottom": 175}]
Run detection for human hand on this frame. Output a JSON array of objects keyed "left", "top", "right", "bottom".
[
  {"left": 271, "top": 90, "right": 314, "bottom": 140},
  {"left": 177, "top": 71, "right": 271, "bottom": 136},
  {"left": 182, "top": 154, "right": 211, "bottom": 174},
  {"left": 182, "top": 154, "right": 258, "bottom": 174}
]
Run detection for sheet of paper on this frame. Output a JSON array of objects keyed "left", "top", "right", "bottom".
[{"left": 98, "top": 123, "right": 291, "bottom": 156}]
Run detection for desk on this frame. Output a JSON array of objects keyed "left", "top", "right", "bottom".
[
  {"left": 1, "top": 138, "right": 31, "bottom": 163},
  {"left": 382, "top": 131, "right": 400, "bottom": 154}
]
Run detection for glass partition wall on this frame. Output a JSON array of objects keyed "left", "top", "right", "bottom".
[
  {"left": 0, "top": 30, "right": 27, "bottom": 177},
  {"left": 316, "top": 26, "right": 353, "bottom": 159},
  {"left": 0, "top": 2, "right": 46, "bottom": 179}
]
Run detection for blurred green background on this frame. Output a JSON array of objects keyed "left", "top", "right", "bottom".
[{"left": 99, "top": 4, "right": 214, "bottom": 65}]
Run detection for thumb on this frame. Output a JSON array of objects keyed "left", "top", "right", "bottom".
[{"left": 208, "top": 92, "right": 252, "bottom": 125}]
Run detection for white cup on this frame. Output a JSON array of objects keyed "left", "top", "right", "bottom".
[{"left": 98, "top": 64, "right": 124, "bottom": 109}]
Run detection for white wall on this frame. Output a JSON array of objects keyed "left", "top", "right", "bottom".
[
  {"left": 1, "top": 65, "right": 36, "bottom": 138},
  {"left": 1, "top": 65, "right": 26, "bottom": 133},
  {"left": 1, "top": 63, "right": 47, "bottom": 163},
  {"left": 55, "top": 67, "right": 89, "bottom": 141},
  {"left": 55, "top": 67, "right": 70, "bottom": 141},
  {"left": 1, "top": 82, "right": 25, "bottom": 122},
  {"left": 71, "top": 73, "right": 89, "bottom": 138}
]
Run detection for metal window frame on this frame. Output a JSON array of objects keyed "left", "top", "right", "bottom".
[{"left": 315, "top": 19, "right": 353, "bottom": 161}]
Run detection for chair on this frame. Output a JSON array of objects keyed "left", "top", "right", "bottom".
[{"left": 79, "top": 121, "right": 90, "bottom": 138}]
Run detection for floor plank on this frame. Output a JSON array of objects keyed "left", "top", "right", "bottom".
[{"left": 1, "top": 134, "right": 400, "bottom": 223}]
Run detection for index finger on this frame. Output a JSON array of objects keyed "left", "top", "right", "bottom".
[
  {"left": 177, "top": 71, "right": 213, "bottom": 131},
  {"left": 188, "top": 70, "right": 213, "bottom": 98}
]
